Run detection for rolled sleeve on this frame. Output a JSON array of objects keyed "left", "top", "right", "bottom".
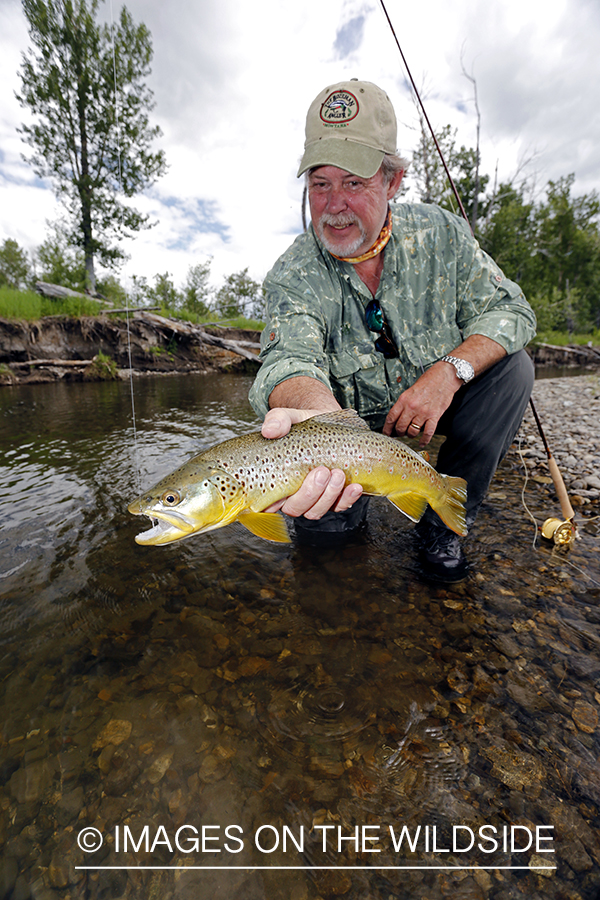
[
  {"left": 457, "top": 243, "right": 537, "bottom": 353},
  {"left": 248, "top": 306, "right": 332, "bottom": 418}
]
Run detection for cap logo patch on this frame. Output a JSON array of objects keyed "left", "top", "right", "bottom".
[{"left": 320, "top": 90, "right": 359, "bottom": 125}]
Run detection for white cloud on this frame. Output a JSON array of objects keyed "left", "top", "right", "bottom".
[{"left": 1, "top": 0, "right": 598, "bottom": 292}]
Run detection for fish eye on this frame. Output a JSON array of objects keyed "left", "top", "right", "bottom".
[{"left": 161, "top": 490, "right": 181, "bottom": 506}]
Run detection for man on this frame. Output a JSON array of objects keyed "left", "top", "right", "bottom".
[{"left": 248, "top": 79, "right": 536, "bottom": 581}]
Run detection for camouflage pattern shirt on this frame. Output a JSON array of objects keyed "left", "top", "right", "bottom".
[{"left": 249, "top": 203, "right": 536, "bottom": 429}]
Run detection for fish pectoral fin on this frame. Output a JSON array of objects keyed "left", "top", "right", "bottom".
[
  {"left": 387, "top": 491, "right": 429, "bottom": 523},
  {"left": 236, "top": 510, "right": 291, "bottom": 543}
]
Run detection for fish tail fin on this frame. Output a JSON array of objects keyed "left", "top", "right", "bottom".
[{"left": 431, "top": 475, "right": 468, "bottom": 536}]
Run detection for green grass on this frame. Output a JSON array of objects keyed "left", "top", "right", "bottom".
[
  {"left": 0, "top": 285, "right": 107, "bottom": 320},
  {"left": 531, "top": 330, "right": 600, "bottom": 346},
  {"left": 162, "top": 305, "right": 264, "bottom": 331},
  {"left": 203, "top": 315, "right": 265, "bottom": 331},
  {"left": 0, "top": 288, "right": 266, "bottom": 330},
  {"left": 0, "top": 286, "right": 43, "bottom": 319}
]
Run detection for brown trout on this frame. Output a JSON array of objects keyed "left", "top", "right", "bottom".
[{"left": 127, "top": 409, "right": 467, "bottom": 545}]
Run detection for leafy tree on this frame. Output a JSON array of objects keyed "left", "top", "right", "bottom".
[
  {"left": 0, "top": 238, "right": 31, "bottom": 289},
  {"left": 130, "top": 274, "right": 152, "bottom": 307},
  {"left": 149, "top": 272, "right": 181, "bottom": 308},
  {"left": 17, "top": 0, "right": 166, "bottom": 293},
  {"left": 411, "top": 121, "right": 459, "bottom": 207},
  {"left": 214, "top": 268, "right": 263, "bottom": 319},
  {"left": 449, "top": 146, "right": 489, "bottom": 228},
  {"left": 533, "top": 176, "right": 600, "bottom": 312},
  {"left": 36, "top": 221, "right": 87, "bottom": 290},
  {"left": 411, "top": 120, "right": 488, "bottom": 228},
  {"left": 96, "top": 273, "right": 127, "bottom": 306},
  {"left": 478, "top": 183, "right": 536, "bottom": 284},
  {"left": 182, "top": 261, "right": 213, "bottom": 316},
  {"left": 479, "top": 175, "right": 600, "bottom": 332}
]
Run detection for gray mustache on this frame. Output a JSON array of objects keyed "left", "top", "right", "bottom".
[{"left": 320, "top": 214, "right": 360, "bottom": 228}]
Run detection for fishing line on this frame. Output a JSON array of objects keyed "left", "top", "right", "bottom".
[
  {"left": 547, "top": 552, "right": 600, "bottom": 589},
  {"left": 515, "top": 436, "right": 539, "bottom": 549},
  {"left": 109, "top": 0, "right": 141, "bottom": 493}
]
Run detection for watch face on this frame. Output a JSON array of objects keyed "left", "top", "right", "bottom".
[
  {"left": 442, "top": 356, "right": 474, "bottom": 382},
  {"left": 457, "top": 360, "right": 474, "bottom": 381}
]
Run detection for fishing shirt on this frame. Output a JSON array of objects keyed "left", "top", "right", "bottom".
[{"left": 249, "top": 202, "right": 536, "bottom": 430}]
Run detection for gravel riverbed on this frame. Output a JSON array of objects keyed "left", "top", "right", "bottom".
[
  {"left": 1, "top": 371, "right": 599, "bottom": 900},
  {"left": 517, "top": 374, "right": 600, "bottom": 507}
]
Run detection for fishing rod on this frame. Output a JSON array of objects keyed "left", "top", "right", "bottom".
[{"left": 378, "top": 0, "right": 577, "bottom": 547}]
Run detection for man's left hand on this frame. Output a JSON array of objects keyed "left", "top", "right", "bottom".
[{"left": 382, "top": 362, "right": 460, "bottom": 447}]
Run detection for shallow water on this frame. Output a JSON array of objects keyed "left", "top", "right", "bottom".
[{"left": 1, "top": 373, "right": 599, "bottom": 900}]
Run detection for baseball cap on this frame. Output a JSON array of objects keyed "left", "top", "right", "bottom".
[{"left": 297, "top": 79, "right": 397, "bottom": 178}]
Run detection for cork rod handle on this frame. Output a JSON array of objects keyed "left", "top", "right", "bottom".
[{"left": 547, "top": 456, "right": 575, "bottom": 522}]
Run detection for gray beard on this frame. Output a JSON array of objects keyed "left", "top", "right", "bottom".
[{"left": 316, "top": 214, "right": 367, "bottom": 257}]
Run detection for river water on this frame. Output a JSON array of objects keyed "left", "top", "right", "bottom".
[{"left": 1, "top": 373, "right": 599, "bottom": 900}]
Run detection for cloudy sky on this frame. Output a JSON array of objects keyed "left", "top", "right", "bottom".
[{"left": 0, "top": 0, "right": 598, "bottom": 293}]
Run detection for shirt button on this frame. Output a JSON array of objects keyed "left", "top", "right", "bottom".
[
  {"left": 269, "top": 332, "right": 275, "bottom": 340},
  {"left": 396, "top": 376, "right": 402, "bottom": 383}
]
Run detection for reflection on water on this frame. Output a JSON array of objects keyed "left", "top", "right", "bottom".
[{"left": 1, "top": 373, "right": 600, "bottom": 900}]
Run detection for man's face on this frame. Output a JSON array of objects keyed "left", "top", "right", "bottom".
[{"left": 308, "top": 165, "right": 401, "bottom": 258}]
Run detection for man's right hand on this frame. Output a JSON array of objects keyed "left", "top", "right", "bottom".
[{"left": 260, "top": 407, "right": 363, "bottom": 518}]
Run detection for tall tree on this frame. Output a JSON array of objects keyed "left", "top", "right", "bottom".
[
  {"left": 214, "top": 268, "right": 263, "bottom": 319},
  {"left": 478, "top": 182, "right": 536, "bottom": 283},
  {"left": 411, "top": 119, "right": 488, "bottom": 227},
  {"left": 183, "top": 261, "right": 213, "bottom": 316},
  {"left": 532, "top": 176, "right": 600, "bottom": 331},
  {"left": 36, "top": 220, "right": 87, "bottom": 289},
  {"left": 17, "top": 0, "right": 166, "bottom": 292},
  {"left": 411, "top": 119, "right": 459, "bottom": 207},
  {"left": 0, "top": 238, "right": 31, "bottom": 289}
]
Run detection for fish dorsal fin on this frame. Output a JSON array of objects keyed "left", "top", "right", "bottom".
[
  {"left": 308, "top": 409, "right": 370, "bottom": 430},
  {"left": 236, "top": 510, "right": 291, "bottom": 543}
]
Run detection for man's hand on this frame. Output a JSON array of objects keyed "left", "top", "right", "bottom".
[
  {"left": 383, "top": 335, "right": 507, "bottom": 446},
  {"left": 383, "top": 363, "right": 460, "bottom": 447},
  {"left": 261, "top": 407, "right": 363, "bottom": 517}
]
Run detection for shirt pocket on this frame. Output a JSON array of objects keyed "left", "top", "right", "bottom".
[{"left": 328, "top": 349, "right": 388, "bottom": 416}]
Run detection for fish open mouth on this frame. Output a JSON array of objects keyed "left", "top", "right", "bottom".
[{"left": 130, "top": 510, "right": 196, "bottom": 546}]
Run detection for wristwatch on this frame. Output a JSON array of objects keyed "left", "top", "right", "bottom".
[{"left": 441, "top": 355, "right": 475, "bottom": 383}]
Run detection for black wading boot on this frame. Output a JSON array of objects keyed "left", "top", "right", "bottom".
[{"left": 414, "top": 519, "right": 469, "bottom": 584}]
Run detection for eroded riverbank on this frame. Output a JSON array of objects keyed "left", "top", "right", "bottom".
[{"left": 0, "top": 314, "right": 260, "bottom": 385}]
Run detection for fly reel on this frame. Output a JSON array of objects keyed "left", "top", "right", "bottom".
[{"left": 541, "top": 517, "right": 577, "bottom": 550}]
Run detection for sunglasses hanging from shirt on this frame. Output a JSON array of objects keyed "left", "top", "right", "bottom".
[{"left": 365, "top": 299, "right": 399, "bottom": 359}]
